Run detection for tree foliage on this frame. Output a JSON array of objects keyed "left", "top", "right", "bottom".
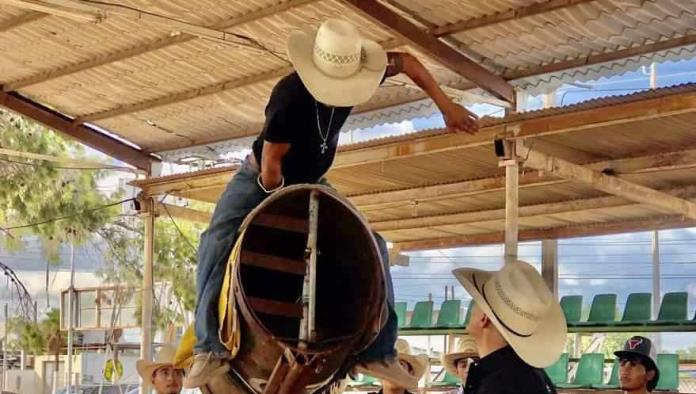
[
  {"left": 1, "top": 111, "right": 206, "bottom": 350},
  {"left": 96, "top": 215, "right": 202, "bottom": 329},
  {"left": 0, "top": 111, "right": 119, "bottom": 261},
  {"left": 6, "top": 309, "right": 62, "bottom": 354}
]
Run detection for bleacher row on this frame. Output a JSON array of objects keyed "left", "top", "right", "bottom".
[
  {"left": 545, "top": 353, "right": 679, "bottom": 391},
  {"left": 349, "top": 352, "right": 680, "bottom": 391},
  {"left": 395, "top": 292, "right": 696, "bottom": 331}
]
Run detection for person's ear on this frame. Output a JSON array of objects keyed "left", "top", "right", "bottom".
[
  {"left": 480, "top": 313, "right": 492, "bottom": 328},
  {"left": 646, "top": 369, "right": 656, "bottom": 382}
]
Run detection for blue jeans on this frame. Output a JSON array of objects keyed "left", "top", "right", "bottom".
[{"left": 194, "top": 157, "right": 397, "bottom": 361}]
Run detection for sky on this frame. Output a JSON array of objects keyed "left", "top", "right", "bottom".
[{"left": 2, "top": 56, "right": 696, "bottom": 353}]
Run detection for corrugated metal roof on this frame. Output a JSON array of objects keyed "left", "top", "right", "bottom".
[
  {"left": 130, "top": 85, "right": 696, "bottom": 248},
  {"left": 1, "top": 0, "right": 695, "bottom": 158}
]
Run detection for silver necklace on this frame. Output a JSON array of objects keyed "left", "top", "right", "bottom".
[{"left": 315, "top": 101, "right": 335, "bottom": 154}]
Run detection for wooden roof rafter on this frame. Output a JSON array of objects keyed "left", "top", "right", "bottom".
[
  {"left": 1, "top": 0, "right": 694, "bottom": 163},
  {"left": 340, "top": 0, "right": 515, "bottom": 103},
  {"left": 395, "top": 215, "right": 696, "bottom": 251},
  {"left": 2, "top": 0, "right": 319, "bottom": 91},
  {"left": 124, "top": 85, "right": 696, "bottom": 250},
  {"left": 140, "top": 32, "right": 696, "bottom": 153},
  {"left": 0, "top": 90, "right": 156, "bottom": 171},
  {"left": 334, "top": 87, "right": 696, "bottom": 168},
  {"left": 354, "top": 33, "right": 696, "bottom": 119},
  {"left": 129, "top": 85, "right": 696, "bottom": 202},
  {"left": 373, "top": 185, "right": 696, "bottom": 232},
  {"left": 0, "top": 10, "right": 48, "bottom": 32},
  {"left": 517, "top": 144, "right": 696, "bottom": 219},
  {"left": 429, "top": 0, "right": 599, "bottom": 37},
  {"left": 352, "top": 148, "right": 696, "bottom": 210}
]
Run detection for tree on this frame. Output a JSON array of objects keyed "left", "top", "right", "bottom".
[
  {"left": 1, "top": 110, "right": 205, "bottom": 345},
  {"left": 0, "top": 111, "right": 120, "bottom": 256},
  {"left": 676, "top": 346, "right": 696, "bottom": 360},
  {"left": 0, "top": 111, "right": 121, "bottom": 309},
  {"left": 96, "top": 214, "right": 204, "bottom": 329},
  {"left": 6, "top": 309, "right": 62, "bottom": 355}
]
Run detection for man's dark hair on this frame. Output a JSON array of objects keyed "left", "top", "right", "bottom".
[{"left": 619, "top": 356, "right": 658, "bottom": 392}]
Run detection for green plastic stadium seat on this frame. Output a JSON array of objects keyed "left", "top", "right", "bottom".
[
  {"left": 556, "top": 353, "right": 604, "bottom": 389},
  {"left": 395, "top": 302, "right": 408, "bottom": 329},
  {"left": 592, "top": 359, "right": 619, "bottom": 389},
  {"left": 435, "top": 299, "right": 462, "bottom": 328},
  {"left": 463, "top": 300, "right": 475, "bottom": 327},
  {"left": 348, "top": 373, "right": 381, "bottom": 387},
  {"left": 430, "top": 371, "right": 460, "bottom": 387},
  {"left": 655, "top": 354, "right": 679, "bottom": 391},
  {"left": 406, "top": 300, "right": 434, "bottom": 328},
  {"left": 560, "top": 295, "right": 583, "bottom": 325},
  {"left": 615, "top": 293, "right": 651, "bottom": 326},
  {"left": 544, "top": 353, "right": 569, "bottom": 386},
  {"left": 654, "top": 292, "right": 688, "bottom": 325},
  {"left": 575, "top": 294, "right": 617, "bottom": 326}
]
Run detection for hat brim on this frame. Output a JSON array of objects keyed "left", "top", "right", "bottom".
[
  {"left": 453, "top": 267, "right": 567, "bottom": 368},
  {"left": 287, "top": 30, "right": 387, "bottom": 107},
  {"left": 441, "top": 352, "right": 478, "bottom": 377},
  {"left": 136, "top": 360, "right": 174, "bottom": 381},
  {"left": 354, "top": 354, "right": 428, "bottom": 390}
]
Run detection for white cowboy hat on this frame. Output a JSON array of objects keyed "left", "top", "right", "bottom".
[
  {"left": 441, "top": 334, "right": 478, "bottom": 377},
  {"left": 355, "top": 339, "right": 429, "bottom": 389},
  {"left": 136, "top": 345, "right": 181, "bottom": 380},
  {"left": 453, "top": 261, "right": 567, "bottom": 368},
  {"left": 287, "top": 18, "right": 387, "bottom": 107}
]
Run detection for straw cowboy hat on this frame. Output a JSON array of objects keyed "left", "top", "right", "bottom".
[
  {"left": 441, "top": 335, "right": 478, "bottom": 377},
  {"left": 453, "top": 261, "right": 567, "bottom": 368},
  {"left": 287, "top": 18, "right": 387, "bottom": 107},
  {"left": 137, "top": 345, "right": 181, "bottom": 380},
  {"left": 356, "top": 338, "right": 429, "bottom": 389}
]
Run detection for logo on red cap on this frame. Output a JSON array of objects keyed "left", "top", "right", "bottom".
[{"left": 628, "top": 338, "right": 644, "bottom": 350}]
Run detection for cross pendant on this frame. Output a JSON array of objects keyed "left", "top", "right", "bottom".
[{"left": 320, "top": 142, "right": 328, "bottom": 154}]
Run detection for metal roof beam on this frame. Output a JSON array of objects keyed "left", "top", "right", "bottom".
[
  {"left": 374, "top": 185, "right": 696, "bottom": 232},
  {"left": 0, "top": 91, "right": 155, "bottom": 170},
  {"left": 3, "top": 0, "right": 318, "bottom": 91},
  {"left": 0, "top": 11, "right": 48, "bottom": 33},
  {"left": 430, "top": 0, "right": 598, "bottom": 37},
  {"left": 351, "top": 147, "right": 696, "bottom": 210},
  {"left": 341, "top": 0, "right": 515, "bottom": 103},
  {"left": 517, "top": 143, "right": 696, "bottom": 219},
  {"left": 395, "top": 215, "right": 696, "bottom": 251}
]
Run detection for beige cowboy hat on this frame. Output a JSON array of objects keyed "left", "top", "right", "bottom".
[
  {"left": 136, "top": 345, "right": 181, "bottom": 380},
  {"left": 287, "top": 18, "right": 387, "bottom": 107},
  {"left": 453, "top": 261, "right": 567, "bottom": 369},
  {"left": 441, "top": 335, "right": 478, "bottom": 377},
  {"left": 356, "top": 338, "right": 429, "bottom": 389}
]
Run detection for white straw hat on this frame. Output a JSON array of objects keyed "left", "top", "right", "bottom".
[
  {"left": 453, "top": 261, "right": 567, "bottom": 368},
  {"left": 355, "top": 339, "right": 429, "bottom": 389},
  {"left": 441, "top": 335, "right": 478, "bottom": 377},
  {"left": 287, "top": 18, "right": 387, "bottom": 107},
  {"left": 136, "top": 345, "right": 181, "bottom": 380}
]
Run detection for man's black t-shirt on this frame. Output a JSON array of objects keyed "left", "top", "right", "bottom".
[
  {"left": 252, "top": 72, "right": 352, "bottom": 185},
  {"left": 464, "top": 346, "right": 557, "bottom": 394}
]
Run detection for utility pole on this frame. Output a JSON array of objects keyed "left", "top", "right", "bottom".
[{"left": 66, "top": 239, "right": 76, "bottom": 394}]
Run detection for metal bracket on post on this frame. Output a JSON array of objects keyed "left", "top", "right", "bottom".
[{"left": 495, "top": 138, "right": 520, "bottom": 264}]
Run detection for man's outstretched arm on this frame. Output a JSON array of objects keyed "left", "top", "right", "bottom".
[{"left": 386, "top": 52, "right": 479, "bottom": 134}]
